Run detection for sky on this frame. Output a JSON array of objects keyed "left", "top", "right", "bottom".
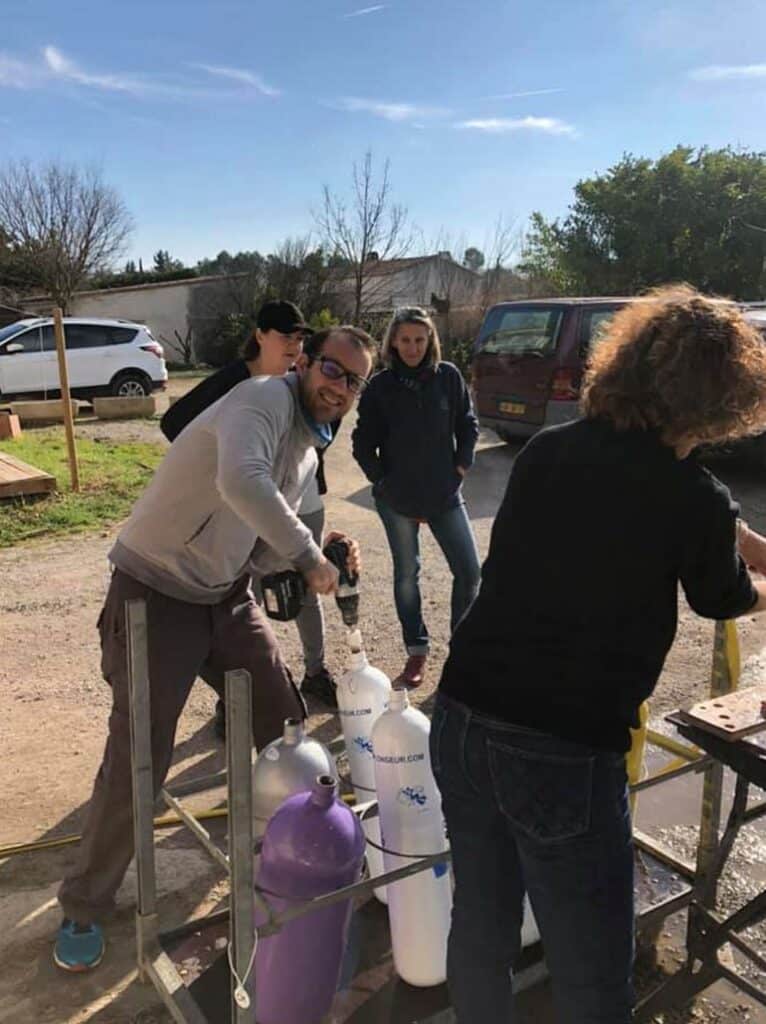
[{"left": 2, "top": 0, "right": 766, "bottom": 268}]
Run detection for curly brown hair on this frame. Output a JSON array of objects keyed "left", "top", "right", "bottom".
[{"left": 581, "top": 285, "right": 766, "bottom": 446}]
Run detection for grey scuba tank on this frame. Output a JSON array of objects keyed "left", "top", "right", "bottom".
[{"left": 252, "top": 718, "right": 337, "bottom": 838}]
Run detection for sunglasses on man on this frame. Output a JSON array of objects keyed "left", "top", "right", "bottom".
[{"left": 309, "top": 354, "right": 368, "bottom": 395}]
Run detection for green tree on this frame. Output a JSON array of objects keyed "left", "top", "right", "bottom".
[
  {"left": 196, "top": 249, "right": 265, "bottom": 276},
  {"left": 521, "top": 147, "right": 766, "bottom": 299},
  {"left": 153, "top": 249, "right": 184, "bottom": 273},
  {"left": 308, "top": 307, "right": 340, "bottom": 331},
  {"left": 517, "top": 212, "right": 575, "bottom": 295}
]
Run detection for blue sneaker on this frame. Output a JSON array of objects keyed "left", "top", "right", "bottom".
[{"left": 53, "top": 918, "right": 105, "bottom": 972}]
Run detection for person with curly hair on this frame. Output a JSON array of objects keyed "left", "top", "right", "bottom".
[{"left": 431, "top": 284, "right": 766, "bottom": 1024}]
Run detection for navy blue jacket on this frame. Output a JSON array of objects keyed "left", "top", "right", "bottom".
[{"left": 352, "top": 361, "right": 479, "bottom": 520}]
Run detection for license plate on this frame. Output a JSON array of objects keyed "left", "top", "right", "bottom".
[{"left": 498, "top": 401, "right": 526, "bottom": 415}]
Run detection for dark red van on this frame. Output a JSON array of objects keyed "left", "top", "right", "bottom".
[{"left": 471, "top": 298, "right": 630, "bottom": 442}]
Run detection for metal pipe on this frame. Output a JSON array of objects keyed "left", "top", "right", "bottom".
[
  {"left": 718, "top": 965, "right": 766, "bottom": 1008},
  {"left": 743, "top": 801, "right": 766, "bottom": 825},
  {"left": 255, "top": 850, "right": 450, "bottom": 937},
  {"left": 226, "top": 670, "right": 257, "bottom": 1023},
  {"left": 726, "top": 930, "right": 766, "bottom": 975},
  {"left": 161, "top": 789, "right": 230, "bottom": 872},
  {"left": 645, "top": 729, "right": 701, "bottom": 762},
  {"left": 166, "top": 771, "right": 229, "bottom": 800},
  {"left": 630, "top": 755, "right": 712, "bottom": 793},
  {"left": 633, "top": 829, "right": 696, "bottom": 880},
  {"left": 159, "top": 908, "right": 231, "bottom": 946},
  {"left": 634, "top": 890, "right": 694, "bottom": 932},
  {"left": 127, "top": 598, "right": 159, "bottom": 973},
  {"left": 144, "top": 949, "right": 208, "bottom": 1024}
]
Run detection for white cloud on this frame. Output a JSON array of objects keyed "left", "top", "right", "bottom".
[
  {"left": 458, "top": 116, "right": 576, "bottom": 136},
  {"left": 44, "top": 45, "right": 147, "bottom": 95},
  {"left": 338, "top": 96, "right": 449, "bottom": 121},
  {"left": 487, "top": 88, "right": 563, "bottom": 99},
  {"left": 194, "top": 63, "right": 280, "bottom": 97},
  {"left": 344, "top": 4, "right": 387, "bottom": 17},
  {"left": 0, "top": 45, "right": 265, "bottom": 104},
  {"left": 689, "top": 63, "right": 766, "bottom": 81}
]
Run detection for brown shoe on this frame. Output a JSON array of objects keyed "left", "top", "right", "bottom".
[{"left": 394, "top": 654, "right": 427, "bottom": 689}]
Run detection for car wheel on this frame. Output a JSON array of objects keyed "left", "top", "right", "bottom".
[{"left": 111, "top": 372, "right": 150, "bottom": 398}]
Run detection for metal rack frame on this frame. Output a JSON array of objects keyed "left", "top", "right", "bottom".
[
  {"left": 127, "top": 600, "right": 741, "bottom": 1022},
  {"left": 127, "top": 598, "right": 451, "bottom": 1023},
  {"left": 635, "top": 717, "right": 766, "bottom": 1019}
]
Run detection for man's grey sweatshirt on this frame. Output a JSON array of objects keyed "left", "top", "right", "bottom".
[{"left": 110, "top": 373, "right": 323, "bottom": 604}]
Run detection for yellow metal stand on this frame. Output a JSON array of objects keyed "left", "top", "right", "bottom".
[{"left": 627, "top": 619, "right": 739, "bottom": 814}]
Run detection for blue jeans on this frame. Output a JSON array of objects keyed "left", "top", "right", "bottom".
[
  {"left": 375, "top": 498, "right": 481, "bottom": 655},
  {"left": 430, "top": 693, "right": 634, "bottom": 1024}
]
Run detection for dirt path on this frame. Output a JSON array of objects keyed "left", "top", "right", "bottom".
[{"left": 2, "top": 389, "right": 766, "bottom": 1022}]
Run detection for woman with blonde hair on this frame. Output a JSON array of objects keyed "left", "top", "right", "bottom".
[
  {"left": 352, "top": 306, "right": 480, "bottom": 687},
  {"left": 432, "top": 285, "right": 766, "bottom": 1023}
]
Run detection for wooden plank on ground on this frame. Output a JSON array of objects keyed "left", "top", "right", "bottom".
[
  {"left": 679, "top": 685, "right": 766, "bottom": 742},
  {"left": 0, "top": 452, "right": 56, "bottom": 498}
]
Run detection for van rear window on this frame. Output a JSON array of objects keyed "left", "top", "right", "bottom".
[{"left": 478, "top": 307, "right": 563, "bottom": 356}]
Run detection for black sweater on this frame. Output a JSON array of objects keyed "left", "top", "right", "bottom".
[
  {"left": 439, "top": 418, "right": 757, "bottom": 753},
  {"left": 352, "top": 361, "right": 479, "bottom": 520},
  {"left": 160, "top": 360, "right": 336, "bottom": 494},
  {"left": 161, "top": 361, "right": 249, "bottom": 441}
]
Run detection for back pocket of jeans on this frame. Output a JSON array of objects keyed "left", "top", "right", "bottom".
[{"left": 487, "top": 741, "right": 594, "bottom": 844}]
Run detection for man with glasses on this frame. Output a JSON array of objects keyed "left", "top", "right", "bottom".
[
  {"left": 160, "top": 301, "right": 354, "bottom": 719},
  {"left": 54, "top": 325, "right": 376, "bottom": 973}
]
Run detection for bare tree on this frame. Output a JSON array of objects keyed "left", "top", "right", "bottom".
[
  {"left": 428, "top": 229, "right": 483, "bottom": 338},
  {"left": 159, "top": 326, "right": 195, "bottom": 367},
  {"left": 481, "top": 213, "right": 522, "bottom": 309},
  {"left": 0, "top": 226, "right": 46, "bottom": 303},
  {"left": 267, "top": 234, "right": 333, "bottom": 315},
  {"left": 315, "top": 151, "right": 413, "bottom": 322},
  {"left": 0, "top": 160, "right": 133, "bottom": 311},
  {"left": 189, "top": 235, "right": 335, "bottom": 365}
]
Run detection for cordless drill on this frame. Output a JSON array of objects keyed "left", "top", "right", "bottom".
[{"left": 261, "top": 539, "right": 360, "bottom": 625}]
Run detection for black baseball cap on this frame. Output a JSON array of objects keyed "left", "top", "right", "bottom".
[{"left": 256, "top": 300, "right": 313, "bottom": 335}]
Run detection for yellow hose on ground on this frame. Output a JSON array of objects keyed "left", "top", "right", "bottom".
[{"left": 0, "top": 793, "right": 358, "bottom": 859}]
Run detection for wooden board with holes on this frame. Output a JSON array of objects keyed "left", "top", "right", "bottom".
[
  {"left": 678, "top": 686, "right": 766, "bottom": 742},
  {"left": 0, "top": 452, "right": 56, "bottom": 498}
]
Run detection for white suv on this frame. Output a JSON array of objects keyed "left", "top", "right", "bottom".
[{"left": 0, "top": 317, "right": 168, "bottom": 401}]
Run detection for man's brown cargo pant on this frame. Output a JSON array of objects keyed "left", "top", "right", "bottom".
[{"left": 58, "top": 568, "right": 304, "bottom": 924}]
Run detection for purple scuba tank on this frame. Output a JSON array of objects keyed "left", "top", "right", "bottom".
[{"left": 253, "top": 775, "right": 366, "bottom": 1024}]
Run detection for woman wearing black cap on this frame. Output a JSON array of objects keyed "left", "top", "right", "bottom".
[{"left": 160, "top": 300, "right": 340, "bottom": 723}]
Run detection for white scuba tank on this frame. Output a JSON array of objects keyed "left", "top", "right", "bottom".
[
  {"left": 336, "top": 629, "right": 391, "bottom": 902},
  {"left": 252, "top": 718, "right": 336, "bottom": 838},
  {"left": 371, "top": 688, "right": 452, "bottom": 987}
]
